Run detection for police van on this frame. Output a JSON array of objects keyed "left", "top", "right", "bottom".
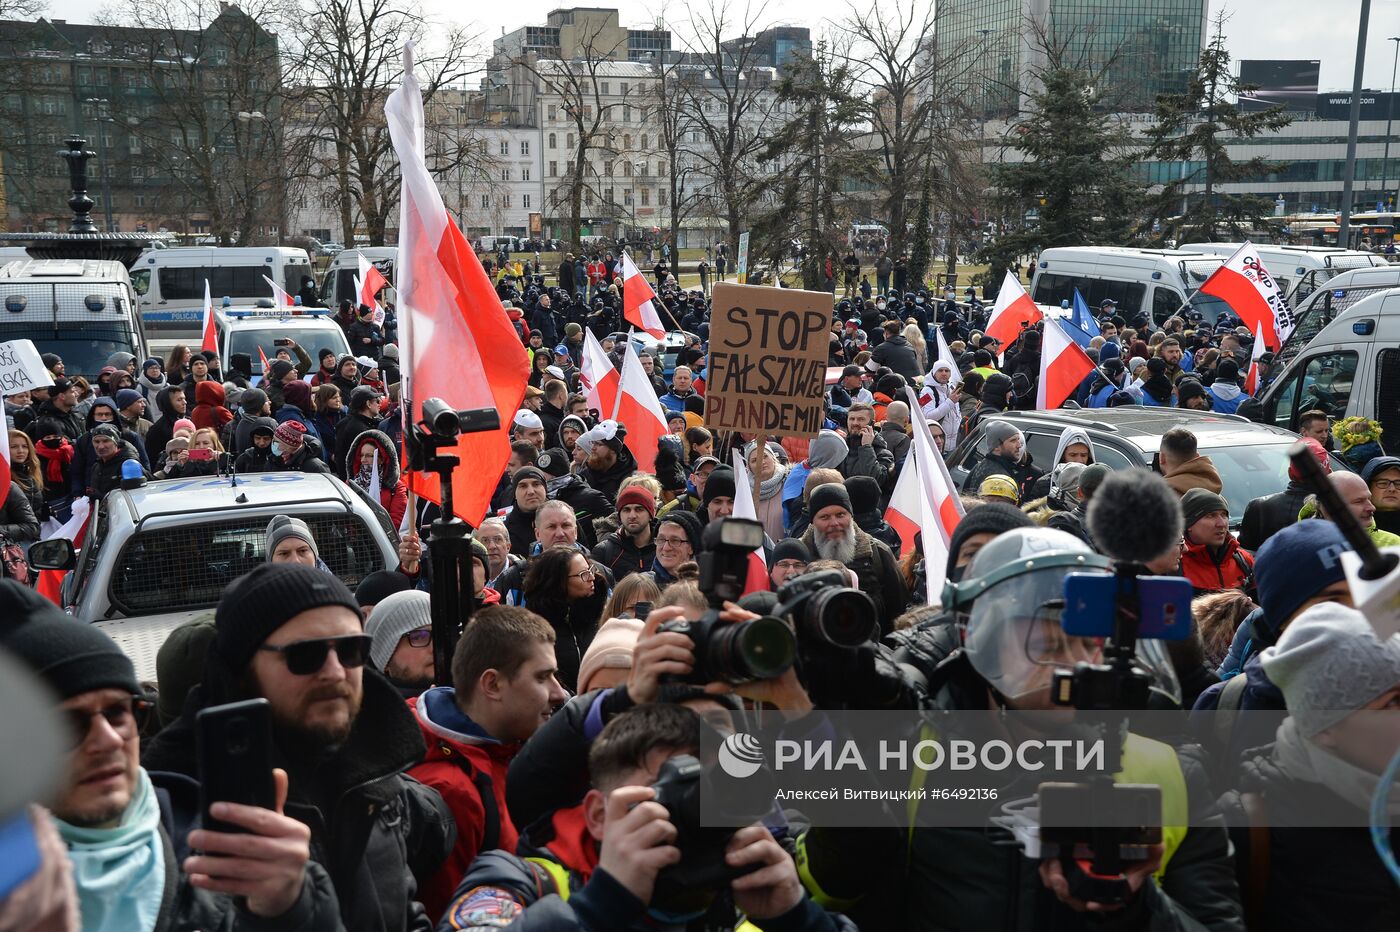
[
  {"left": 130, "top": 246, "right": 316, "bottom": 332},
  {"left": 215, "top": 303, "right": 351, "bottom": 382},
  {"left": 1030, "top": 247, "right": 1237, "bottom": 327},
  {"left": 28, "top": 472, "right": 398, "bottom": 682},
  {"left": 0, "top": 259, "right": 148, "bottom": 378},
  {"left": 320, "top": 247, "right": 395, "bottom": 310},
  {"left": 1179, "top": 243, "right": 1384, "bottom": 305}
]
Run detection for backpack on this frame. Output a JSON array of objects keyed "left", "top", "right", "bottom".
[{"left": 0, "top": 537, "right": 30, "bottom": 585}]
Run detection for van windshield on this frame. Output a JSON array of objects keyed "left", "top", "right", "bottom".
[
  {"left": 228, "top": 327, "right": 351, "bottom": 374},
  {"left": 0, "top": 325, "right": 137, "bottom": 379}
]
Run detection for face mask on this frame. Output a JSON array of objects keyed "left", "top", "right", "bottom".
[
  {"left": 271, "top": 441, "right": 284, "bottom": 457},
  {"left": 41, "top": 437, "right": 63, "bottom": 449},
  {"left": 916, "top": 297, "right": 925, "bottom": 304},
  {"left": 876, "top": 302, "right": 886, "bottom": 310}
]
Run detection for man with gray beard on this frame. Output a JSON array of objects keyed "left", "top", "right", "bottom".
[{"left": 797, "top": 483, "right": 908, "bottom": 635}]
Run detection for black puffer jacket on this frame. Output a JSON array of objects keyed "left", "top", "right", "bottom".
[
  {"left": 0, "top": 481, "right": 39, "bottom": 541},
  {"left": 871, "top": 334, "right": 921, "bottom": 381},
  {"left": 143, "top": 669, "right": 455, "bottom": 932},
  {"left": 578, "top": 445, "right": 638, "bottom": 505},
  {"left": 1237, "top": 481, "right": 1312, "bottom": 552}
]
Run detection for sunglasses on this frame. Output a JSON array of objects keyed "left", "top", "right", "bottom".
[
  {"left": 258, "top": 634, "right": 373, "bottom": 676},
  {"left": 64, "top": 695, "right": 152, "bottom": 750}
]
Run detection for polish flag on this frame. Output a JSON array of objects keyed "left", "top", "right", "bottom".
[
  {"left": 1243, "top": 321, "right": 1267, "bottom": 395},
  {"left": 200, "top": 279, "right": 218, "bottom": 353},
  {"left": 1198, "top": 241, "right": 1295, "bottom": 351},
  {"left": 261, "top": 274, "right": 294, "bottom": 308},
  {"left": 983, "top": 271, "right": 1042, "bottom": 359},
  {"left": 36, "top": 498, "right": 90, "bottom": 606},
  {"left": 618, "top": 252, "right": 666, "bottom": 339},
  {"left": 615, "top": 342, "right": 669, "bottom": 472},
  {"left": 256, "top": 345, "right": 271, "bottom": 377},
  {"left": 903, "top": 386, "right": 965, "bottom": 604},
  {"left": 1036, "top": 318, "right": 1095, "bottom": 410},
  {"left": 884, "top": 456, "right": 922, "bottom": 558},
  {"left": 358, "top": 254, "right": 389, "bottom": 309},
  {"left": 386, "top": 45, "right": 530, "bottom": 524},
  {"left": 731, "top": 450, "right": 771, "bottom": 595},
  {"left": 579, "top": 328, "right": 619, "bottom": 417}
]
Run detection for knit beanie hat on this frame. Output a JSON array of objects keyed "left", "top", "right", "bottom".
[
  {"left": 807, "top": 431, "right": 847, "bottom": 469},
  {"left": 617, "top": 484, "right": 657, "bottom": 519},
  {"left": 946, "top": 502, "right": 1035, "bottom": 576},
  {"left": 1079, "top": 463, "right": 1111, "bottom": 497},
  {"left": 240, "top": 387, "right": 268, "bottom": 415},
  {"left": 281, "top": 380, "right": 311, "bottom": 411},
  {"left": 772, "top": 538, "right": 813, "bottom": 565},
  {"left": 364, "top": 590, "right": 432, "bottom": 671},
  {"left": 983, "top": 421, "right": 1019, "bottom": 451},
  {"left": 265, "top": 514, "right": 318, "bottom": 560},
  {"left": 248, "top": 416, "right": 277, "bottom": 438},
  {"left": 577, "top": 616, "right": 644, "bottom": 693},
  {"left": 273, "top": 420, "right": 306, "bottom": 451},
  {"left": 268, "top": 359, "right": 295, "bottom": 383},
  {"left": 512, "top": 465, "right": 547, "bottom": 494},
  {"left": 559, "top": 414, "right": 587, "bottom": 438},
  {"left": 1261, "top": 603, "right": 1400, "bottom": 736},
  {"left": 1216, "top": 358, "right": 1240, "bottom": 384},
  {"left": 155, "top": 617, "right": 216, "bottom": 725},
  {"left": 214, "top": 563, "right": 361, "bottom": 672},
  {"left": 658, "top": 510, "right": 702, "bottom": 553},
  {"left": 0, "top": 579, "right": 139, "bottom": 700},
  {"left": 1181, "top": 488, "right": 1229, "bottom": 529},
  {"left": 702, "top": 467, "right": 737, "bottom": 508},
  {"left": 535, "top": 448, "right": 571, "bottom": 478},
  {"left": 809, "top": 483, "right": 853, "bottom": 518},
  {"left": 114, "top": 388, "right": 144, "bottom": 411},
  {"left": 1253, "top": 520, "right": 1351, "bottom": 630},
  {"left": 1286, "top": 437, "right": 1333, "bottom": 483},
  {"left": 173, "top": 418, "right": 196, "bottom": 435},
  {"left": 355, "top": 569, "right": 414, "bottom": 608},
  {"left": 1176, "top": 378, "right": 1208, "bottom": 407},
  {"left": 844, "top": 475, "right": 882, "bottom": 515}
]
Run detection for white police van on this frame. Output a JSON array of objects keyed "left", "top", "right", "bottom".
[
  {"left": 130, "top": 246, "right": 315, "bottom": 332},
  {"left": 29, "top": 472, "right": 398, "bottom": 682},
  {"left": 214, "top": 304, "right": 351, "bottom": 382},
  {"left": 0, "top": 259, "right": 148, "bottom": 378},
  {"left": 1030, "top": 247, "right": 1239, "bottom": 327}
]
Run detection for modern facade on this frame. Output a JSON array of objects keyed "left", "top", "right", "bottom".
[{"left": 937, "top": 0, "right": 1208, "bottom": 114}]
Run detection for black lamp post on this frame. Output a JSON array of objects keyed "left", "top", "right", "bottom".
[{"left": 59, "top": 137, "right": 98, "bottom": 234}]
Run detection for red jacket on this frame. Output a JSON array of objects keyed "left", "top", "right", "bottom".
[
  {"left": 408, "top": 690, "right": 522, "bottom": 921},
  {"left": 190, "top": 380, "right": 233, "bottom": 432},
  {"left": 1180, "top": 535, "right": 1253, "bottom": 593}
]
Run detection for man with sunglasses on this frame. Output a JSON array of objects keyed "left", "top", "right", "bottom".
[
  {"left": 0, "top": 579, "right": 340, "bottom": 931},
  {"left": 143, "top": 563, "right": 454, "bottom": 932}
]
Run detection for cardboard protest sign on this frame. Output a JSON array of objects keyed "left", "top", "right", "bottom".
[
  {"left": 0, "top": 338, "right": 55, "bottom": 394},
  {"left": 704, "top": 283, "right": 829, "bottom": 438}
]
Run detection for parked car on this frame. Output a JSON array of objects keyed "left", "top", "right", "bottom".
[{"left": 947, "top": 408, "right": 1348, "bottom": 530}]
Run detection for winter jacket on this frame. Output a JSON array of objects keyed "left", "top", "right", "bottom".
[
  {"left": 143, "top": 386, "right": 187, "bottom": 464},
  {"left": 589, "top": 526, "right": 656, "bottom": 580},
  {"left": 871, "top": 334, "right": 921, "bottom": 381},
  {"left": 191, "top": 380, "right": 233, "bottom": 433},
  {"left": 963, "top": 450, "right": 1039, "bottom": 501},
  {"left": 546, "top": 475, "right": 615, "bottom": 550},
  {"left": 879, "top": 421, "right": 910, "bottom": 467},
  {"left": 1162, "top": 456, "right": 1223, "bottom": 497},
  {"left": 68, "top": 400, "right": 150, "bottom": 497},
  {"left": 0, "top": 481, "right": 39, "bottom": 541},
  {"left": 1190, "top": 650, "right": 1285, "bottom": 789},
  {"left": 85, "top": 441, "right": 147, "bottom": 501},
  {"left": 799, "top": 525, "right": 907, "bottom": 634},
  {"left": 838, "top": 434, "right": 895, "bottom": 489},
  {"left": 346, "top": 319, "right": 385, "bottom": 356},
  {"left": 853, "top": 507, "right": 902, "bottom": 553},
  {"left": 529, "top": 587, "right": 609, "bottom": 692},
  {"left": 343, "top": 428, "right": 409, "bottom": 529},
  {"left": 234, "top": 444, "right": 279, "bottom": 474},
  {"left": 1180, "top": 534, "right": 1253, "bottom": 593},
  {"left": 578, "top": 445, "right": 638, "bottom": 505},
  {"left": 1237, "top": 482, "right": 1311, "bottom": 552},
  {"left": 408, "top": 689, "right": 521, "bottom": 922},
  {"left": 918, "top": 364, "right": 961, "bottom": 453},
  {"left": 27, "top": 398, "right": 84, "bottom": 441},
  {"left": 143, "top": 668, "right": 456, "bottom": 932},
  {"left": 1026, "top": 427, "right": 1095, "bottom": 500},
  {"left": 334, "top": 412, "right": 382, "bottom": 480},
  {"left": 1206, "top": 381, "right": 1246, "bottom": 414}
]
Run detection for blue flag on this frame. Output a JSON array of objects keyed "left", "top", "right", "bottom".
[{"left": 1071, "top": 289, "right": 1100, "bottom": 339}]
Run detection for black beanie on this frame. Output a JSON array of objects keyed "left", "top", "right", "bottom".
[
  {"left": 0, "top": 579, "right": 139, "bottom": 699},
  {"left": 658, "top": 510, "right": 702, "bottom": 553},
  {"left": 771, "top": 538, "right": 813, "bottom": 565},
  {"left": 355, "top": 569, "right": 414, "bottom": 608},
  {"left": 512, "top": 465, "right": 547, "bottom": 493},
  {"left": 702, "top": 466, "right": 737, "bottom": 508},
  {"left": 535, "top": 448, "right": 571, "bottom": 478},
  {"left": 844, "top": 475, "right": 882, "bottom": 515},
  {"left": 214, "top": 564, "right": 362, "bottom": 672},
  {"left": 1216, "top": 358, "right": 1240, "bottom": 384},
  {"left": 945, "top": 502, "right": 1035, "bottom": 577},
  {"left": 1176, "top": 378, "right": 1208, "bottom": 407},
  {"left": 809, "top": 482, "right": 853, "bottom": 518}
]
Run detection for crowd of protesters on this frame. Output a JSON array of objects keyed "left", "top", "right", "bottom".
[{"left": 2, "top": 251, "right": 1399, "bottom": 932}]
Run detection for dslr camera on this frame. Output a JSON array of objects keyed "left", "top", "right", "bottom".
[
  {"left": 658, "top": 518, "right": 796, "bottom": 685},
  {"left": 767, "top": 570, "right": 877, "bottom": 650}
]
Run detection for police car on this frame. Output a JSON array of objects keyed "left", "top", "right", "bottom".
[
  {"left": 28, "top": 472, "right": 398, "bottom": 682},
  {"left": 215, "top": 302, "right": 351, "bottom": 382}
]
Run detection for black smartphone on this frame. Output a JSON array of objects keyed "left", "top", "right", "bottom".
[
  {"left": 633, "top": 601, "right": 653, "bottom": 622},
  {"left": 196, "top": 698, "right": 275, "bottom": 834},
  {"left": 274, "top": 337, "right": 292, "bottom": 347}
]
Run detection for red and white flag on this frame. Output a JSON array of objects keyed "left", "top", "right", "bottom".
[
  {"left": 36, "top": 498, "right": 90, "bottom": 606},
  {"left": 618, "top": 252, "right": 666, "bottom": 339},
  {"left": 1197, "top": 241, "right": 1295, "bottom": 351},
  {"left": 0, "top": 416, "right": 9, "bottom": 494},
  {"left": 358, "top": 254, "right": 389, "bottom": 326},
  {"left": 386, "top": 44, "right": 530, "bottom": 524},
  {"left": 579, "top": 328, "right": 619, "bottom": 417},
  {"left": 615, "top": 342, "right": 669, "bottom": 472},
  {"left": 261, "top": 274, "right": 294, "bottom": 308},
  {"left": 984, "top": 271, "right": 1042, "bottom": 359},
  {"left": 903, "top": 386, "right": 965, "bottom": 604},
  {"left": 1036, "top": 318, "right": 1095, "bottom": 410},
  {"left": 200, "top": 279, "right": 218, "bottom": 354},
  {"left": 884, "top": 455, "right": 922, "bottom": 559},
  {"left": 1243, "top": 320, "right": 1267, "bottom": 395},
  {"left": 730, "top": 450, "right": 771, "bottom": 595}
]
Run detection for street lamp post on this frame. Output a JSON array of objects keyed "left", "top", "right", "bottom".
[
  {"left": 1338, "top": 0, "right": 1372, "bottom": 248},
  {"left": 1385, "top": 37, "right": 1400, "bottom": 209},
  {"left": 83, "top": 97, "right": 115, "bottom": 232}
]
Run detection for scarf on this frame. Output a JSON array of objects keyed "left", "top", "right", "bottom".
[
  {"left": 53, "top": 769, "right": 165, "bottom": 932},
  {"left": 33, "top": 439, "right": 74, "bottom": 484},
  {"left": 756, "top": 462, "right": 789, "bottom": 501},
  {"left": 1272, "top": 716, "right": 1400, "bottom": 817}
]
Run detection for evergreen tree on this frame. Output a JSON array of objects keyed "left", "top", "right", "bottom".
[{"left": 1143, "top": 16, "right": 1292, "bottom": 243}]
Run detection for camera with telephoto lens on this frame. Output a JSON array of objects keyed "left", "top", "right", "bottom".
[
  {"left": 768, "top": 570, "right": 878, "bottom": 650},
  {"left": 658, "top": 518, "right": 796, "bottom": 686},
  {"left": 648, "top": 754, "right": 772, "bottom": 914}
]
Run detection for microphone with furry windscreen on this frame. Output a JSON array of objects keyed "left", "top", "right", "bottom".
[{"left": 1086, "top": 467, "right": 1184, "bottom": 567}]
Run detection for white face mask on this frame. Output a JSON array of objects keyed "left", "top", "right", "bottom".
[{"left": 271, "top": 441, "right": 284, "bottom": 457}]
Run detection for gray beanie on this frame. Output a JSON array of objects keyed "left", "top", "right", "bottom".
[
  {"left": 1050, "top": 462, "right": 1088, "bottom": 502},
  {"left": 807, "top": 430, "right": 847, "bottom": 469},
  {"left": 983, "top": 421, "right": 1019, "bottom": 451},
  {"left": 1261, "top": 603, "right": 1400, "bottom": 736},
  {"left": 265, "top": 515, "right": 318, "bottom": 561},
  {"left": 364, "top": 590, "right": 432, "bottom": 670}
]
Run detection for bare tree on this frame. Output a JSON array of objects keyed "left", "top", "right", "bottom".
[
  {"left": 651, "top": 55, "right": 704, "bottom": 251},
  {"left": 290, "top": 0, "right": 478, "bottom": 245}
]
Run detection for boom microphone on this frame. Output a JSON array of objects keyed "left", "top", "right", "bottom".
[{"left": 1086, "top": 468, "right": 1183, "bottom": 566}]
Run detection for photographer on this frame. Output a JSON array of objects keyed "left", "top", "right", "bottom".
[
  {"left": 442, "top": 704, "right": 851, "bottom": 932},
  {"left": 903, "top": 527, "right": 1243, "bottom": 929}
]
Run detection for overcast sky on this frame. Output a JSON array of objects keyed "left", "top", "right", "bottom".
[{"left": 44, "top": 0, "right": 1400, "bottom": 92}]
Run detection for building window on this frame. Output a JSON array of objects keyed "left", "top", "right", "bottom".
[
  {"left": 641, "top": 161, "right": 649, "bottom": 177},
  {"left": 548, "top": 133, "right": 557, "bottom": 148},
  {"left": 658, "top": 189, "right": 667, "bottom": 207},
  {"left": 624, "top": 134, "right": 632, "bottom": 149},
  {"left": 621, "top": 82, "right": 629, "bottom": 96},
  {"left": 624, "top": 189, "right": 633, "bottom": 206},
  {"left": 502, "top": 167, "right": 510, "bottom": 181},
  {"left": 567, "top": 133, "right": 574, "bottom": 149},
  {"left": 128, "top": 136, "right": 142, "bottom": 154},
  {"left": 135, "top": 193, "right": 146, "bottom": 208},
  {"left": 502, "top": 194, "right": 511, "bottom": 208},
  {"left": 583, "top": 106, "right": 592, "bottom": 120},
  {"left": 481, "top": 194, "right": 490, "bottom": 209},
  {"left": 624, "top": 105, "right": 631, "bottom": 122},
  {"left": 523, "top": 194, "right": 530, "bottom": 209},
  {"left": 585, "top": 189, "right": 593, "bottom": 206},
  {"left": 548, "top": 105, "right": 557, "bottom": 120},
  {"left": 601, "top": 82, "right": 610, "bottom": 95},
  {"left": 549, "top": 160, "right": 557, "bottom": 177},
  {"left": 623, "top": 162, "right": 632, "bottom": 178},
  {"left": 641, "top": 134, "right": 648, "bottom": 149},
  {"left": 522, "top": 167, "right": 531, "bottom": 181},
  {"left": 500, "top": 140, "right": 509, "bottom": 156},
  {"left": 691, "top": 131, "right": 700, "bottom": 143},
  {"left": 521, "top": 140, "right": 529, "bottom": 155},
  {"left": 641, "top": 188, "right": 649, "bottom": 206},
  {"left": 604, "top": 187, "right": 613, "bottom": 204},
  {"left": 605, "top": 160, "right": 613, "bottom": 177}
]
